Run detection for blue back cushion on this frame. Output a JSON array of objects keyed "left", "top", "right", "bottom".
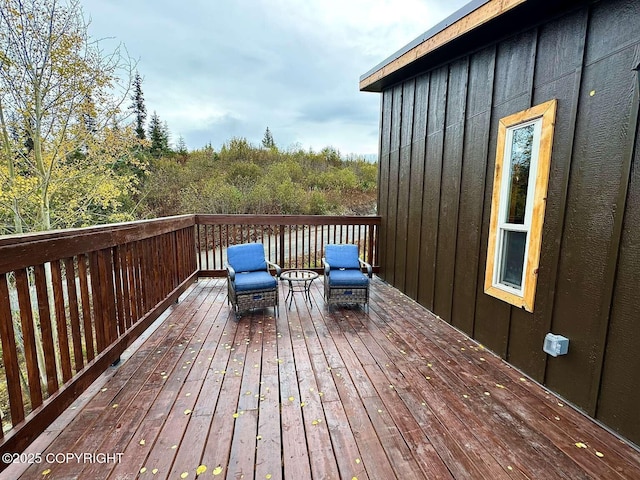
[
  {"left": 227, "top": 243, "right": 267, "bottom": 272},
  {"left": 324, "top": 244, "right": 360, "bottom": 269}
]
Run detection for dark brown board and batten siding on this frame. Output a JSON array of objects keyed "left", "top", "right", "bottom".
[{"left": 373, "top": 0, "right": 640, "bottom": 446}]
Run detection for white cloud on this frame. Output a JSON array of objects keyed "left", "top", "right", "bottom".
[{"left": 82, "top": 0, "right": 469, "bottom": 155}]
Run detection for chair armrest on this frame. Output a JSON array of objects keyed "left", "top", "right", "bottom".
[
  {"left": 225, "top": 263, "right": 236, "bottom": 281},
  {"left": 359, "top": 258, "right": 373, "bottom": 278},
  {"left": 266, "top": 261, "right": 282, "bottom": 278},
  {"left": 322, "top": 257, "right": 331, "bottom": 275}
]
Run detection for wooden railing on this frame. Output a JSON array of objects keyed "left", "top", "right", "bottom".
[
  {"left": 0, "top": 215, "right": 198, "bottom": 458},
  {"left": 195, "top": 214, "right": 380, "bottom": 275},
  {"left": 0, "top": 213, "right": 379, "bottom": 464}
]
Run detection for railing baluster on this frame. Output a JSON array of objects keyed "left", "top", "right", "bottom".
[
  {"left": 51, "top": 260, "right": 72, "bottom": 383},
  {"left": 63, "top": 257, "right": 84, "bottom": 372},
  {"left": 15, "top": 269, "right": 43, "bottom": 409},
  {"left": 88, "top": 251, "right": 106, "bottom": 353},
  {"left": 0, "top": 273, "right": 26, "bottom": 426},
  {"left": 113, "top": 246, "right": 126, "bottom": 336},
  {"left": 204, "top": 224, "right": 210, "bottom": 271},
  {"left": 77, "top": 254, "right": 95, "bottom": 362},
  {"left": 127, "top": 243, "right": 140, "bottom": 324},
  {"left": 33, "top": 264, "right": 58, "bottom": 395},
  {"left": 222, "top": 225, "right": 227, "bottom": 266}
]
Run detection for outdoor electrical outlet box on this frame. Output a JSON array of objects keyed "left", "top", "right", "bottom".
[{"left": 543, "top": 333, "right": 569, "bottom": 357}]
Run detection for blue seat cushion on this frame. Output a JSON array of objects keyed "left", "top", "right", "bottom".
[
  {"left": 227, "top": 243, "right": 267, "bottom": 272},
  {"left": 233, "top": 271, "right": 277, "bottom": 292},
  {"left": 325, "top": 244, "right": 361, "bottom": 269},
  {"left": 328, "top": 269, "right": 369, "bottom": 287}
]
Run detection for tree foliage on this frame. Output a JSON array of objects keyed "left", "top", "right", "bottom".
[
  {"left": 0, "top": 0, "right": 143, "bottom": 233},
  {"left": 139, "top": 137, "right": 377, "bottom": 218}
]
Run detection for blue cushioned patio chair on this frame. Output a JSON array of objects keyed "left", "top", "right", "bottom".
[
  {"left": 226, "top": 243, "right": 281, "bottom": 317},
  {"left": 322, "top": 244, "right": 372, "bottom": 310}
]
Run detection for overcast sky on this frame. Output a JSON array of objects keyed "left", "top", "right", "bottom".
[{"left": 81, "top": 0, "right": 469, "bottom": 157}]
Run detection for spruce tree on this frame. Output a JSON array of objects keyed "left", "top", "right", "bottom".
[
  {"left": 176, "top": 135, "right": 188, "bottom": 156},
  {"left": 148, "top": 111, "right": 168, "bottom": 157},
  {"left": 130, "top": 72, "right": 147, "bottom": 140},
  {"left": 262, "top": 127, "right": 275, "bottom": 149}
]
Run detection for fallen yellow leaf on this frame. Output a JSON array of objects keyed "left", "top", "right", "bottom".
[
  {"left": 139, "top": 439, "right": 146, "bottom": 445},
  {"left": 180, "top": 472, "right": 188, "bottom": 478},
  {"left": 112, "top": 403, "right": 119, "bottom": 408},
  {"left": 152, "top": 468, "right": 158, "bottom": 474},
  {"left": 575, "top": 442, "right": 588, "bottom": 449},
  {"left": 595, "top": 451, "right": 604, "bottom": 458},
  {"left": 184, "top": 409, "right": 192, "bottom": 415},
  {"left": 196, "top": 464, "right": 207, "bottom": 475},
  {"left": 212, "top": 465, "right": 223, "bottom": 475},
  {"left": 233, "top": 412, "right": 239, "bottom": 418},
  {"left": 140, "top": 467, "right": 147, "bottom": 473},
  {"left": 42, "top": 469, "right": 51, "bottom": 476}
]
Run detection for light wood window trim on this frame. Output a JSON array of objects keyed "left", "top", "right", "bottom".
[{"left": 485, "top": 99, "right": 557, "bottom": 312}]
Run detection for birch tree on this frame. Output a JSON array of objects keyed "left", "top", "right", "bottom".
[{"left": 0, "top": 0, "right": 143, "bottom": 233}]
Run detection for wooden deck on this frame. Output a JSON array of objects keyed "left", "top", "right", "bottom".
[{"left": 8, "top": 277, "right": 640, "bottom": 480}]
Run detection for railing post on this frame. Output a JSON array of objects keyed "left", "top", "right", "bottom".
[
  {"left": 368, "top": 224, "right": 375, "bottom": 266},
  {"left": 279, "top": 225, "right": 285, "bottom": 269}
]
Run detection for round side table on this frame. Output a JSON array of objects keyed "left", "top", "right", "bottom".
[{"left": 280, "top": 270, "right": 319, "bottom": 309}]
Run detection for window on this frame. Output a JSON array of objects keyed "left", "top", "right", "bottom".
[{"left": 485, "top": 99, "right": 557, "bottom": 312}]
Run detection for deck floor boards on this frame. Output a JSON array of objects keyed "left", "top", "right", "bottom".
[{"left": 10, "top": 277, "right": 640, "bottom": 480}]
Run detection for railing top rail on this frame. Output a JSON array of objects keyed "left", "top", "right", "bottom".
[
  {"left": 195, "top": 214, "right": 381, "bottom": 226},
  {"left": 0, "top": 215, "right": 196, "bottom": 275},
  {"left": 0, "top": 215, "right": 196, "bottom": 246}
]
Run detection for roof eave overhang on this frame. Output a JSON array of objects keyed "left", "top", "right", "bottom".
[
  {"left": 359, "top": 0, "right": 527, "bottom": 92},
  {"left": 360, "top": 0, "right": 596, "bottom": 92}
]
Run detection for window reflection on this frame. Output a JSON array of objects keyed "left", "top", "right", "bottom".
[
  {"left": 499, "top": 230, "right": 526, "bottom": 288},
  {"left": 505, "top": 124, "right": 534, "bottom": 224}
]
